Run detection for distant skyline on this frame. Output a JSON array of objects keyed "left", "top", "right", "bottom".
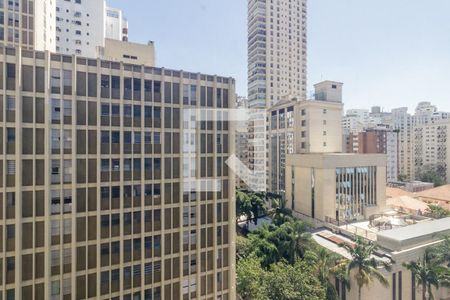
[{"left": 108, "top": 0, "right": 450, "bottom": 112}]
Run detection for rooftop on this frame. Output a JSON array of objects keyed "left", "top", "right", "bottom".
[{"left": 377, "top": 217, "right": 450, "bottom": 251}]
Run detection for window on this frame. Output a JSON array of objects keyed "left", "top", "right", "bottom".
[
  {"left": 63, "top": 100, "right": 72, "bottom": 118},
  {"left": 51, "top": 160, "right": 61, "bottom": 184},
  {"left": 51, "top": 68, "right": 61, "bottom": 93},
  {"left": 6, "top": 96, "right": 15, "bottom": 111},
  {"left": 63, "top": 160, "right": 72, "bottom": 183},
  {"left": 111, "top": 131, "right": 120, "bottom": 144},
  {"left": 154, "top": 132, "right": 161, "bottom": 144},
  {"left": 51, "top": 129, "right": 61, "bottom": 152},
  {"left": 63, "top": 130, "right": 72, "bottom": 150},
  {"left": 7, "top": 160, "right": 15, "bottom": 175},
  {"left": 51, "top": 190, "right": 61, "bottom": 215},
  {"left": 6, "top": 128, "right": 15, "bottom": 142},
  {"left": 101, "top": 131, "right": 110, "bottom": 143},
  {"left": 134, "top": 132, "right": 141, "bottom": 144},
  {"left": 145, "top": 132, "right": 152, "bottom": 144},
  {"left": 101, "top": 104, "right": 110, "bottom": 116},
  {"left": 52, "top": 99, "right": 61, "bottom": 122}
]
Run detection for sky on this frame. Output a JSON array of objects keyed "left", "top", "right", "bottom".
[{"left": 108, "top": 0, "right": 450, "bottom": 113}]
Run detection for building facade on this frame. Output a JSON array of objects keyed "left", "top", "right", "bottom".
[
  {"left": 55, "top": 0, "right": 106, "bottom": 57},
  {"left": 0, "top": 0, "right": 128, "bottom": 57},
  {"left": 268, "top": 81, "right": 343, "bottom": 193},
  {"left": 0, "top": 46, "right": 236, "bottom": 299},
  {"left": 345, "top": 128, "right": 399, "bottom": 182},
  {"left": 286, "top": 153, "right": 387, "bottom": 223},
  {"left": 97, "top": 39, "right": 155, "bottom": 67},
  {"left": 412, "top": 119, "right": 450, "bottom": 183},
  {"left": 105, "top": 7, "right": 129, "bottom": 42},
  {"left": 247, "top": 0, "right": 307, "bottom": 108}
]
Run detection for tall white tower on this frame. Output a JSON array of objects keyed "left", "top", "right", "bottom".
[{"left": 248, "top": 0, "right": 308, "bottom": 108}]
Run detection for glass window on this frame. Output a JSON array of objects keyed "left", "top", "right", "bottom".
[
  {"left": 51, "top": 99, "right": 61, "bottom": 122},
  {"left": 63, "top": 100, "right": 72, "bottom": 117},
  {"left": 6, "top": 96, "right": 15, "bottom": 111},
  {"left": 101, "top": 131, "right": 110, "bottom": 143},
  {"left": 6, "top": 128, "right": 15, "bottom": 142},
  {"left": 101, "top": 103, "right": 110, "bottom": 116}
]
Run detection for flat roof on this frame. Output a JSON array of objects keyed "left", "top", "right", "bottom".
[
  {"left": 287, "top": 153, "right": 387, "bottom": 168},
  {"left": 377, "top": 217, "right": 450, "bottom": 251}
]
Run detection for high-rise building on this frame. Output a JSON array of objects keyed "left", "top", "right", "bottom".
[
  {"left": 55, "top": 0, "right": 106, "bottom": 57},
  {"left": 0, "top": 0, "right": 129, "bottom": 57},
  {"left": 345, "top": 128, "right": 399, "bottom": 182},
  {"left": 247, "top": 0, "right": 307, "bottom": 108},
  {"left": 105, "top": 6, "right": 129, "bottom": 42},
  {"left": 235, "top": 97, "right": 250, "bottom": 190},
  {"left": 413, "top": 119, "right": 450, "bottom": 183},
  {"left": 341, "top": 109, "right": 370, "bottom": 134},
  {"left": 0, "top": 45, "right": 236, "bottom": 299},
  {"left": 0, "top": 0, "right": 55, "bottom": 50},
  {"left": 268, "top": 81, "right": 343, "bottom": 193}
]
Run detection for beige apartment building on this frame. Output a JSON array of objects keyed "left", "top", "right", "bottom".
[
  {"left": 412, "top": 119, "right": 450, "bottom": 184},
  {"left": 286, "top": 153, "right": 387, "bottom": 223},
  {"left": 269, "top": 81, "right": 343, "bottom": 193},
  {"left": 0, "top": 45, "right": 236, "bottom": 299}
]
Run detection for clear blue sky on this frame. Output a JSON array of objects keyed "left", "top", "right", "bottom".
[{"left": 108, "top": 0, "right": 450, "bottom": 112}]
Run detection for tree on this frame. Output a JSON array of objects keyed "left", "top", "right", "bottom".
[
  {"left": 418, "top": 165, "right": 445, "bottom": 187},
  {"left": 236, "top": 255, "right": 267, "bottom": 300},
  {"left": 268, "top": 195, "right": 294, "bottom": 226},
  {"left": 403, "top": 249, "right": 450, "bottom": 300},
  {"left": 398, "top": 174, "right": 408, "bottom": 182},
  {"left": 236, "top": 190, "right": 268, "bottom": 226},
  {"left": 340, "top": 237, "right": 392, "bottom": 300},
  {"left": 236, "top": 190, "right": 252, "bottom": 225},
  {"left": 249, "top": 192, "right": 267, "bottom": 225},
  {"left": 424, "top": 204, "right": 450, "bottom": 219},
  {"left": 236, "top": 235, "right": 253, "bottom": 260},
  {"left": 434, "top": 235, "right": 450, "bottom": 266},
  {"left": 265, "top": 260, "right": 327, "bottom": 300},
  {"left": 305, "top": 248, "right": 350, "bottom": 300}
]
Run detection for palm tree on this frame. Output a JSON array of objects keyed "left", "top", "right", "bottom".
[
  {"left": 435, "top": 235, "right": 450, "bottom": 266},
  {"left": 305, "top": 248, "right": 349, "bottom": 300},
  {"left": 249, "top": 193, "right": 267, "bottom": 225},
  {"left": 268, "top": 195, "right": 293, "bottom": 226},
  {"left": 340, "top": 237, "right": 392, "bottom": 300},
  {"left": 236, "top": 190, "right": 252, "bottom": 226},
  {"left": 404, "top": 249, "right": 450, "bottom": 300},
  {"left": 277, "top": 220, "right": 311, "bottom": 263}
]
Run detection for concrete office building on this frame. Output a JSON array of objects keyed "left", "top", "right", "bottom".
[
  {"left": 247, "top": 0, "right": 308, "bottom": 108},
  {"left": 268, "top": 81, "right": 343, "bottom": 193},
  {"left": 286, "top": 154, "right": 387, "bottom": 223},
  {"left": 0, "top": 45, "right": 236, "bottom": 299}
]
